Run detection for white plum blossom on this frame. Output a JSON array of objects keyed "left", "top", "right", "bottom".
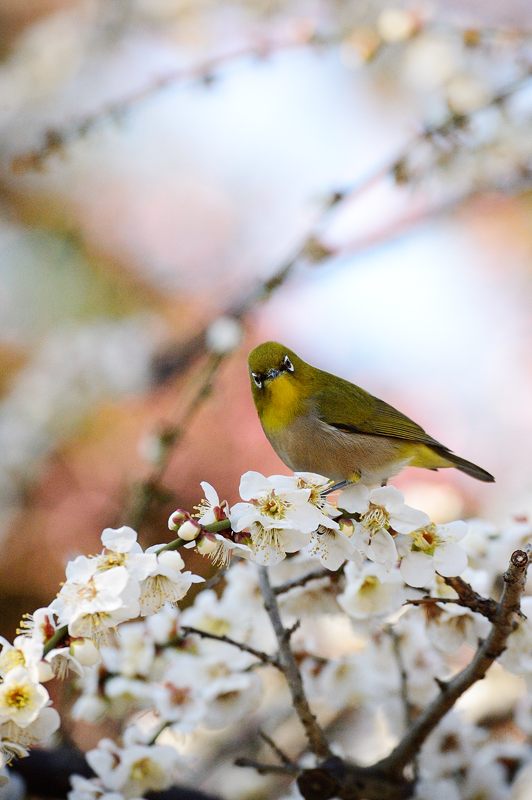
[
  {"left": 0, "top": 634, "right": 46, "bottom": 683},
  {"left": 340, "top": 485, "right": 429, "bottom": 568},
  {"left": 0, "top": 667, "right": 50, "bottom": 728},
  {"left": 46, "top": 638, "right": 100, "bottom": 679},
  {"left": 100, "top": 527, "right": 156, "bottom": 581},
  {"left": 51, "top": 560, "right": 140, "bottom": 645},
  {"left": 397, "top": 521, "right": 469, "bottom": 588},
  {"left": 140, "top": 549, "right": 203, "bottom": 615},
  {"left": 338, "top": 561, "right": 406, "bottom": 620},
  {"left": 0, "top": 705, "right": 60, "bottom": 763},
  {"left": 202, "top": 671, "right": 262, "bottom": 729},
  {"left": 306, "top": 518, "right": 359, "bottom": 571},
  {"left": 229, "top": 471, "right": 329, "bottom": 564},
  {"left": 86, "top": 738, "right": 180, "bottom": 798},
  {"left": 194, "top": 481, "right": 229, "bottom": 526}
]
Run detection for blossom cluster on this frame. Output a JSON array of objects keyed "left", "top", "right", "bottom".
[
  {"left": 0, "top": 470, "right": 530, "bottom": 800},
  {"left": 0, "top": 525, "right": 202, "bottom": 775},
  {"left": 176, "top": 471, "right": 470, "bottom": 589}
]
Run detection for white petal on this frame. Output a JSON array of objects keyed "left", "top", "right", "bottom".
[
  {"left": 229, "top": 503, "right": 259, "bottom": 532},
  {"left": 434, "top": 541, "right": 468, "bottom": 577},
  {"left": 280, "top": 529, "right": 310, "bottom": 553},
  {"left": 367, "top": 529, "right": 397, "bottom": 567},
  {"left": 200, "top": 481, "right": 220, "bottom": 507},
  {"left": 338, "top": 484, "right": 370, "bottom": 513},
  {"left": 437, "top": 520, "right": 468, "bottom": 542},
  {"left": 390, "top": 506, "right": 431, "bottom": 534},
  {"left": 101, "top": 526, "right": 138, "bottom": 553},
  {"left": 400, "top": 551, "right": 434, "bottom": 588},
  {"left": 239, "top": 471, "right": 271, "bottom": 500},
  {"left": 369, "top": 485, "right": 405, "bottom": 512}
]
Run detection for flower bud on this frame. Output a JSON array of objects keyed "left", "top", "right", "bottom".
[
  {"left": 168, "top": 509, "right": 188, "bottom": 531},
  {"left": 70, "top": 638, "right": 100, "bottom": 667},
  {"left": 177, "top": 519, "right": 202, "bottom": 542},
  {"left": 196, "top": 535, "right": 219, "bottom": 556}
]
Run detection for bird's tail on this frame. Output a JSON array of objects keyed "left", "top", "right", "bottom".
[{"left": 433, "top": 447, "right": 495, "bottom": 483}]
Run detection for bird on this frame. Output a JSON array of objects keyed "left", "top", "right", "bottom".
[{"left": 248, "top": 341, "right": 494, "bottom": 486}]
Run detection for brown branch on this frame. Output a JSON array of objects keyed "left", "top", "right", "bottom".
[
  {"left": 291, "top": 549, "right": 530, "bottom": 799},
  {"left": 273, "top": 565, "right": 344, "bottom": 596},
  {"left": 180, "top": 625, "right": 281, "bottom": 670},
  {"left": 234, "top": 757, "right": 298, "bottom": 776},
  {"left": 10, "top": 33, "right": 319, "bottom": 174},
  {"left": 258, "top": 729, "right": 296, "bottom": 768},
  {"left": 442, "top": 575, "right": 499, "bottom": 621},
  {"left": 378, "top": 549, "right": 530, "bottom": 775},
  {"left": 257, "top": 566, "right": 331, "bottom": 760}
]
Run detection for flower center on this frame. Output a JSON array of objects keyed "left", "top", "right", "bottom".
[
  {"left": 359, "top": 576, "right": 379, "bottom": 594},
  {"left": 99, "top": 552, "right": 126, "bottom": 570},
  {"left": 259, "top": 492, "right": 288, "bottom": 520},
  {"left": 411, "top": 525, "right": 438, "bottom": 556},
  {"left": 0, "top": 650, "right": 25, "bottom": 674},
  {"left": 130, "top": 757, "right": 161, "bottom": 782},
  {"left": 5, "top": 685, "right": 31, "bottom": 709},
  {"left": 361, "top": 504, "right": 390, "bottom": 534}
]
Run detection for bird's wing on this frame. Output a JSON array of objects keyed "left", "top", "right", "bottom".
[{"left": 314, "top": 372, "right": 445, "bottom": 448}]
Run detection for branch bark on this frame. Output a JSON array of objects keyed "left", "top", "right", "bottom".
[
  {"left": 291, "top": 549, "right": 529, "bottom": 799},
  {"left": 180, "top": 625, "right": 281, "bottom": 669},
  {"left": 258, "top": 566, "right": 331, "bottom": 760},
  {"left": 378, "top": 548, "right": 529, "bottom": 775}
]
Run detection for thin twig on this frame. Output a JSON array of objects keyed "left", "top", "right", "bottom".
[
  {"left": 258, "top": 566, "right": 331, "bottom": 760},
  {"left": 273, "top": 564, "right": 345, "bottom": 596},
  {"left": 126, "top": 352, "right": 224, "bottom": 530},
  {"left": 378, "top": 549, "right": 530, "bottom": 775},
  {"left": 180, "top": 625, "right": 281, "bottom": 670},
  {"left": 234, "top": 757, "right": 299, "bottom": 776},
  {"left": 442, "top": 575, "right": 499, "bottom": 621},
  {"left": 258, "top": 729, "right": 296, "bottom": 767},
  {"left": 388, "top": 628, "right": 418, "bottom": 781},
  {"left": 10, "top": 33, "right": 319, "bottom": 174}
]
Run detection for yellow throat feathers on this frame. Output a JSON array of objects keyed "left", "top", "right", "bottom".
[{"left": 260, "top": 373, "right": 303, "bottom": 433}]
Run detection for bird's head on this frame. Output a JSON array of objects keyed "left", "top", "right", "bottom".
[{"left": 248, "top": 342, "right": 305, "bottom": 400}]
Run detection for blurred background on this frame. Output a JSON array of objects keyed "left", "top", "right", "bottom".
[{"left": 0, "top": 0, "right": 531, "bottom": 640}]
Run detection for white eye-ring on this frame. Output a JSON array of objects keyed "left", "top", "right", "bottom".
[
  {"left": 283, "top": 355, "right": 294, "bottom": 372},
  {"left": 251, "top": 372, "right": 263, "bottom": 389}
]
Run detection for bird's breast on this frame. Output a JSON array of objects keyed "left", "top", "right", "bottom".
[{"left": 259, "top": 374, "right": 304, "bottom": 433}]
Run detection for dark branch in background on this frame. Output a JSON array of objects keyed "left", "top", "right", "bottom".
[
  {"left": 236, "top": 550, "right": 530, "bottom": 799},
  {"left": 126, "top": 352, "right": 223, "bottom": 531},
  {"left": 406, "top": 573, "right": 499, "bottom": 621},
  {"left": 10, "top": 33, "right": 321, "bottom": 175}
]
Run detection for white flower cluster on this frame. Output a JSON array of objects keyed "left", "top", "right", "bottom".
[
  {"left": 0, "top": 525, "right": 202, "bottom": 774},
  {"left": 50, "top": 526, "right": 203, "bottom": 646},
  {"left": 69, "top": 736, "right": 181, "bottom": 800},
  {"left": 71, "top": 566, "right": 268, "bottom": 735},
  {"left": 177, "top": 472, "right": 470, "bottom": 588},
  {"left": 0, "top": 470, "right": 530, "bottom": 800}
]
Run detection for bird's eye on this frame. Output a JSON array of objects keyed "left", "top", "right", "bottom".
[
  {"left": 283, "top": 355, "right": 294, "bottom": 373},
  {"left": 251, "top": 372, "right": 262, "bottom": 389}
]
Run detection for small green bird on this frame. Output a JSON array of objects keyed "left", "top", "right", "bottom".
[{"left": 248, "top": 341, "right": 494, "bottom": 486}]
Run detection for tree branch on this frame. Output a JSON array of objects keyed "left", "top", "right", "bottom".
[
  {"left": 180, "top": 625, "right": 281, "bottom": 669},
  {"left": 257, "top": 566, "right": 331, "bottom": 760},
  {"left": 273, "top": 564, "right": 344, "bottom": 596},
  {"left": 379, "top": 549, "right": 530, "bottom": 775}
]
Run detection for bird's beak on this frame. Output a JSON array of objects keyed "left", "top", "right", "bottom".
[{"left": 265, "top": 368, "right": 281, "bottom": 381}]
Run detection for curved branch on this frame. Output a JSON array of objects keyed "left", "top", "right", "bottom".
[
  {"left": 258, "top": 566, "right": 331, "bottom": 760},
  {"left": 379, "top": 549, "right": 530, "bottom": 775}
]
